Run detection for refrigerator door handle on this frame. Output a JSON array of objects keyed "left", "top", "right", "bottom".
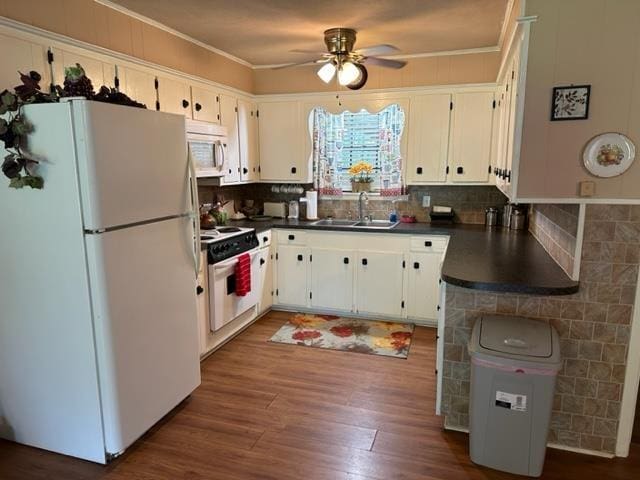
[{"left": 187, "top": 145, "right": 201, "bottom": 276}]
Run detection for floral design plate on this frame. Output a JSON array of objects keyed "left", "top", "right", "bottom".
[{"left": 583, "top": 133, "right": 636, "bottom": 178}]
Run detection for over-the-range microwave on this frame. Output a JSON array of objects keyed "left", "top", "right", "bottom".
[{"left": 186, "top": 119, "right": 228, "bottom": 178}]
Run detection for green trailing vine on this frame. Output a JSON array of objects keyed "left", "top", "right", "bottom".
[{"left": 1, "top": 64, "right": 146, "bottom": 190}]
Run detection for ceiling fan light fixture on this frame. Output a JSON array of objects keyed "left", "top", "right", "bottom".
[
  {"left": 317, "top": 62, "right": 336, "bottom": 83},
  {"left": 338, "top": 61, "right": 361, "bottom": 86}
]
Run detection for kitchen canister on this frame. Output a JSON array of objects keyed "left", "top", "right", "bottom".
[
  {"left": 510, "top": 209, "right": 527, "bottom": 230},
  {"left": 485, "top": 207, "right": 499, "bottom": 226}
]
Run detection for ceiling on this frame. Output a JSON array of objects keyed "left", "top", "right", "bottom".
[{"left": 109, "top": 0, "right": 511, "bottom": 67}]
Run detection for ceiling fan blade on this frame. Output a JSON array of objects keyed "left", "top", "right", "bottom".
[
  {"left": 290, "top": 49, "right": 330, "bottom": 55},
  {"left": 271, "top": 58, "right": 329, "bottom": 70},
  {"left": 354, "top": 44, "right": 399, "bottom": 57},
  {"left": 361, "top": 56, "right": 407, "bottom": 69}
]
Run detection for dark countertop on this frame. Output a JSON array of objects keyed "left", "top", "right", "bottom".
[{"left": 210, "top": 218, "right": 580, "bottom": 296}]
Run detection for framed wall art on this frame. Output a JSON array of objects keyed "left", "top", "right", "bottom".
[{"left": 551, "top": 85, "right": 591, "bottom": 121}]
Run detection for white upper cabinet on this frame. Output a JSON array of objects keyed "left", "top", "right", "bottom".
[
  {"left": 219, "top": 94, "right": 241, "bottom": 183},
  {"left": 191, "top": 85, "right": 220, "bottom": 124},
  {"left": 116, "top": 65, "right": 157, "bottom": 110},
  {"left": 407, "top": 93, "right": 452, "bottom": 183},
  {"left": 51, "top": 47, "right": 116, "bottom": 90},
  {"left": 0, "top": 33, "right": 49, "bottom": 92},
  {"left": 449, "top": 91, "right": 495, "bottom": 183},
  {"left": 238, "top": 99, "right": 259, "bottom": 182},
  {"left": 258, "top": 101, "right": 308, "bottom": 182},
  {"left": 156, "top": 75, "right": 192, "bottom": 118}
]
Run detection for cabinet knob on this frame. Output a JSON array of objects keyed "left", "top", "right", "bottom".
[
  {"left": 195, "top": 102, "right": 202, "bottom": 112},
  {"left": 243, "top": 167, "right": 248, "bottom": 174},
  {"left": 291, "top": 167, "right": 297, "bottom": 174},
  {"left": 196, "top": 286, "right": 204, "bottom": 295},
  {"left": 288, "top": 234, "right": 295, "bottom": 240},
  {"left": 413, "top": 262, "right": 420, "bottom": 269},
  {"left": 228, "top": 169, "right": 232, "bottom": 174},
  {"left": 263, "top": 236, "right": 268, "bottom": 243},
  {"left": 343, "top": 257, "right": 349, "bottom": 264},
  {"left": 182, "top": 99, "right": 189, "bottom": 109},
  {"left": 297, "top": 254, "right": 303, "bottom": 261},
  {"left": 260, "top": 258, "right": 265, "bottom": 266},
  {"left": 424, "top": 241, "right": 432, "bottom": 247},
  {"left": 456, "top": 166, "right": 464, "bottom": 174},
  {"left": 416, "top": 167, "right": 423, "bottom": 175},
  {"left": 362, "top": 258, "right": 368, "bottom": 266}
]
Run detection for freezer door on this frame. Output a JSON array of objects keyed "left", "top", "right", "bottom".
[
  {"left": 72, "top": 100, "right": 191, "bottom": 230},
  {"left": 84, "top": 217, "right": 201, "bottom": 454}
]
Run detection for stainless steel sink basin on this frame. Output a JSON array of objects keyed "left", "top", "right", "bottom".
[
  {"left": 309, "top": 218, "right": 399, "bottom": 229},
  {"left": 309, "top": 219, "right": 358, "bottom": 227},
  {"left": 352, "top": 220, "right": 400, "bottom": 229}
]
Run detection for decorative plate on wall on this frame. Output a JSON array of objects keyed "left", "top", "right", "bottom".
[{"left": 583, "top": 133, "right": 636, "bottom": 177}]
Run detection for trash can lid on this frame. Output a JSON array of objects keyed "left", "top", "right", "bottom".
[{"left": 477, "top": 315, "right": 555, "bottom": 359}]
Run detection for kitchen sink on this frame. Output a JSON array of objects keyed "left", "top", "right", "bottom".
[
  {"left": 309, "top": 219, "right": 358, "bottom": 227},
  {"left": 309, "top": 218, "right": 399, "bottom": 229},
  {"left": 352, "top": 220, "right": 400, "bottom": 229}
]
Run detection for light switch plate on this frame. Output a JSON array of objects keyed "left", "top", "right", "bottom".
[
  {"left": 422, "top": 195, "right": 431, "bottom": 207},
  {"left": 579, "top": 181, "right": 595, "bottom": 197}
]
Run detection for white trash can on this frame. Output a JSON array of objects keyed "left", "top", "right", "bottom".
[{"left": 468, "top": 315, "right": 562, "bottom": 477}]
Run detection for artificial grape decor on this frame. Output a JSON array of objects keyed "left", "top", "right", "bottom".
[{"left": 1, "top": 64, "right": 147, "bottom": 190}]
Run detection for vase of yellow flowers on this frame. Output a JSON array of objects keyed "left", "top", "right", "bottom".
[{"left": 349, "top": 161, "right": 374, "bottom": 193}]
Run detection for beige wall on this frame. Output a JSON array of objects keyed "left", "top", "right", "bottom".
[
  {"left": 0, "top": 0, "right": 253, "bottom": 92},
  {"left": 253, "top": 52, "right": 501, "bottom": 95},
  {"left": 518, "top": 0, "right": 640, "bottom": 199}
]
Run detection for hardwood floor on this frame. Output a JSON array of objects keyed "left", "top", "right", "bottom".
[{"left": 1, "top": 310, "right": 640, "bottom": 480}]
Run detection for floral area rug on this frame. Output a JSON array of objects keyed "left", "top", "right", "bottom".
[{"left": 269, "top": 313, "right": 415, "bottom": 359}]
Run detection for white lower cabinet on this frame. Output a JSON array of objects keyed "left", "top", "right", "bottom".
[
  {"left": 310, "top": 248, "right": 354, "bottom": 312},
  {"left": 356, "top": 251, "right": 404, "bottom": 318},
  {"left": 406, "top": 252, "right": 442, "bottom": 321},
  {"left": 258, "top": 245, "right": 274, "bottom": 314},
  {"left": 275, "top": 244, "right": 309, "bottom": 307}
]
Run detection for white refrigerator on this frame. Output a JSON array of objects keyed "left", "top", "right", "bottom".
[{"left": 0, "top": 100, "right": 201, "bottom": 463}]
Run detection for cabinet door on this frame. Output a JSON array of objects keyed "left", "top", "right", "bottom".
[
  {"left": 310, "top": 248, "right": 354, "bottom": 312},
  {"left": 191, "top": 86, "right": 220, "bottom": 123},
  {"left": 407, "top": 94, "right": 451, "bottom": 183},
  {"left": 258, "top": 101, "right": 305, "bottom": 182},
  {"left": 503, "top": 54, "right": 521, "bottom": 188},
  {"left": 238, "top": 99, "right": 259, "bottom": 182},
  {"left": 52, "top": 47, "right": 116, "bottom": 90},
  {"left": 276, "top": 245, "right": 308, "bottom": 307},
  {"left": 219, "top": 94, "right": 241, "bottom": 183},
  {"left": 118, "top": 65, "right": 157, "bottom": 110},
  {"left": 356, "top": 251, "right": 404, "bottom": 318},
  {"left": 0, "top": 34, "right": 48, "bottom": 92},
  {"left": 406, "top": 252, "right": 441, "bottom": 322},
  {"left": 449, "top": 91, "right": 495, "bottom": 183},
  {"left": 157, "top": 75, "right": 191, "bottom": 117},
  {"left": 258, "top": 246, "right": 274, "bottom": 314}
]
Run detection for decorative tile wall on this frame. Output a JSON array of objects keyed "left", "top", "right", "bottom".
[
  {"left": 198, "top": 183, "right": 507, "bottom": 224},
  {"left": 529, "top": 204, "right": 580, "bottom": 277},
  {"left": 442, "top": 204, "right": 640, "bottom": 454}
]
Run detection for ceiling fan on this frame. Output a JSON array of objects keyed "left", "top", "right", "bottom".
[{"left": 274, "top": 28, "right": 407, "bottom": 90}]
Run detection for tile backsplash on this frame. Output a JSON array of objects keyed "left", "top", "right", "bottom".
[
  {"left": 198, "top": 183, "right": 507, "bottom": 224},
  {"left": 529, "top": 204, "right": 580, "bottom": 277}
]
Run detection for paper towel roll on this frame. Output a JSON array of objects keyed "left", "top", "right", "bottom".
[{"left": 305, "top": 190, "right": 318, "bottom": 220}]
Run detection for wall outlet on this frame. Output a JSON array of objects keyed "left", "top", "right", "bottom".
[
  {"left": 579, "top": 181, "right": 595, "bottom": 197},
  {"left": 422, "top": 195, "right": 431, "bottom": 208}
]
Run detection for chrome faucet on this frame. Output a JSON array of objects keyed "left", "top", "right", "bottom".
[{"left": 358, "top": 191, "right": 369, "bottom": 221}]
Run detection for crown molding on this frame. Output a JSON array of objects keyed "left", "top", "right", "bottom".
[{"left": 95, "top": 0, "right": 253, "bottom": 68}]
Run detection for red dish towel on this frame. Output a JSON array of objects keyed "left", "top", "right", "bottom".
[{"left": 235, "top": 253, "right": 251, "bottom": 296}]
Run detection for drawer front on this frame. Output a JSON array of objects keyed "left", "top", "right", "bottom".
[
  {"left": 410, "top": 236, "right": 448, "bottom": 253},
  {"left": 276, "top": 230, "right": 307, "bottom": 245},
  {"left": 259, "top": 230, "right": 272, "bottom": 248}
]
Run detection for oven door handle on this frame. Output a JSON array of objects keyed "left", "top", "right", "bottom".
[{"left": 212, "top": 249, "right": 260, "bottom": 270}]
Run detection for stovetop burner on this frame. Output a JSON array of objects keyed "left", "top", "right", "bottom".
[{"left": 216, "top": 227, "right": 241, "bottom": 233}]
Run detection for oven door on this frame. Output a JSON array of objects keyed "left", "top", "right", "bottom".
[
  {"left": 188, "top": 133, "right": 226, "bottom": 178},
  {"left": 208, "top": 249, "right": 260, "bottom": 332}
]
